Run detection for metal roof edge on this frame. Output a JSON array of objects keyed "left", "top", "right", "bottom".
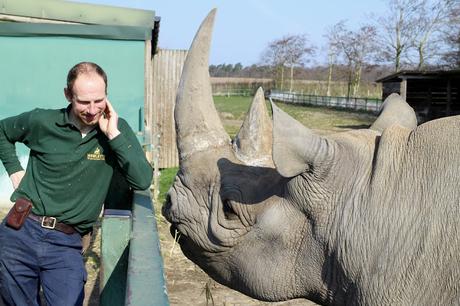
[
  {"left": 376, "top": 69, "right": 460, "bottom": 82},
  {"left": 0, "top": 0, "right": 155, "bottom": 28},
  {"left": 0, "top": 22, "right": 151, "bottom": 41}
]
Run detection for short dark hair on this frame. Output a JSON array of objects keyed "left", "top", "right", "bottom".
[{"left": 66, "top": 62, "right": 108, "bottom": 96}]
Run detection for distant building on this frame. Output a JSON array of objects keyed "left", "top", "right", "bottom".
[{"left": 376, "top": 70, "right": 460, "bottom": 123}]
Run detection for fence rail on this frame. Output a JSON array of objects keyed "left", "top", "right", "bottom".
[
  {"left": 101, "top": 190, "right": 169, "bottom": 306},
  {"left": 269, "top": 90, "right": 382, "bottom": 113}
]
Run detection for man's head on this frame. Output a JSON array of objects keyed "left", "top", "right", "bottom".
[{"left": 64, "top": 62, "right": 108, "bottom": 129}]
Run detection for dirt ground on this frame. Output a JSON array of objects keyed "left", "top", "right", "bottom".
[{"left": 156, "top": 214, "right": 316, "bottom": 306}]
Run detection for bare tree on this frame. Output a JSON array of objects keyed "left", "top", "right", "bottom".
[
  {"left": 327, "top": 21, "right": 377, "bottom": 97},
  {"left": 324, "top": 22, "right": 344, "bottom": 96},
  {"left": 260, "top": 34, "right": 315, "bottom": 91},
  {"left": 260, "top": 39, "right": 287, "bottom": 89},
  {"left": 441, "top": 1, "right": 460, "bottom": 67},
  {"left": 376, "top": 0, "right": 456, "bottom": 71},
  {"left": 377, "top": 0, "right": 424, "bottom": 72},
  {"left": 411, "top": 0, "right": 455, "bottom": 69}
]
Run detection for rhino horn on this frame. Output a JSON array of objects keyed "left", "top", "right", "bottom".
[
  {"left": 233, "top": 87, "right": 274, "bottom": 167},
  {"left": 370, "top": 93, "right": 417, "bottom": 133},
  {"left": 175, "top": 9, "right": 230, "bottom": 162},
  {"left": 271, "top": 101, "right": 332, "bottom": 178}
]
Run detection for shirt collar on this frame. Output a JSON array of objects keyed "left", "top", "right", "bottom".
[
  {"left": 55, "top": 105, "right": 73, "bottom": 127},
  {"left": 56, "top": 106, "right": 101, "bottom": 137}
]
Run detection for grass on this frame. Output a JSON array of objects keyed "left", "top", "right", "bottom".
[
  {"left": 214, "top": 96, "right": 253, "bottom": 120},
  {"left": 214, "top": 95, "right": 376, "bottom": 136},
  {"left": 157, "top": 167, "right": 179, "bottom": 208},
  {"left": 276, "top": 102, "right": 376, "bottom": 133}
]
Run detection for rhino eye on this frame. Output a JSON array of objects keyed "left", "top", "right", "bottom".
[{"left": 223, "top": 199, "right": 239, "bottom": 221}]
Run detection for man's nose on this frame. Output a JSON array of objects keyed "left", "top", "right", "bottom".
[{"left": 88, "top": 103, "right": 97, "bottom": 114}]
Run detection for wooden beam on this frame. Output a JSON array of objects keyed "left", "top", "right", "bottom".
[{"left": 400, "top": 79, "right": 407, "bottom": 100}]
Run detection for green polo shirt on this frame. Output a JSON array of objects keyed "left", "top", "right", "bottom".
[{"left": 0, "top": 107, "right": 153, "bottom": 233}]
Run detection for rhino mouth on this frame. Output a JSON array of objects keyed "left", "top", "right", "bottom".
[
  {"left": 169, "top": 223, "right": 191, "bottom": 250},
  {"left": 168, "top": 223, "right": 201, "bottom": 259}
]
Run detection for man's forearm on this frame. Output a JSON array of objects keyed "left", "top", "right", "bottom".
[
  {"left": 108, "top": 120, "right": 153, "bottom": 190},
  {"left": 9, "top": 170, "right": 25, "bottom": 190},
  {"left": 0, "top": 118, "right": 24, "bottom": 175}
]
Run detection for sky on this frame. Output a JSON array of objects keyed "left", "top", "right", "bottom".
[{"left": 72, "top": 0, "right": 388, "bottom": 66}]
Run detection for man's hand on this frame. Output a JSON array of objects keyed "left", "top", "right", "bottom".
[
  {"left": 10, "top": 170, "right": 25, "bottom": 190},
  {"left": 98, "top": 99, "right": 120, "bottom": 140}
]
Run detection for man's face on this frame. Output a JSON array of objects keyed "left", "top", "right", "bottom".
[{"left": 66, "top": 72, "right": 107, "bottom": 128}]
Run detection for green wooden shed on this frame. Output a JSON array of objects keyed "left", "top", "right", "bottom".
[{"left": 376, "top": 70, "right": 460, "bottom": 123}]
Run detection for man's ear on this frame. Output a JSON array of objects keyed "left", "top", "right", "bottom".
[{"left": 64, "top": 88, "right": 72, "bottom": 102}]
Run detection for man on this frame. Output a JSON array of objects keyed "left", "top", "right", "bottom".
[{"left": 0, "top": 62, "right": 153, "bottom": 305}]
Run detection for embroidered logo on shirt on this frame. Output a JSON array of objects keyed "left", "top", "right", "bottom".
[{"left": 87, "top": 147, "right": 105, "bottom": 160}]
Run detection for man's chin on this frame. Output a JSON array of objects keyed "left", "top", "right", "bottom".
[{"left": 81, "top": 116, "right": 100, "bottom": 126}]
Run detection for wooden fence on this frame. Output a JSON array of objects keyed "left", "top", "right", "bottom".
[{"left": 148, "top": 49, "right": 187, "bottom": 169}]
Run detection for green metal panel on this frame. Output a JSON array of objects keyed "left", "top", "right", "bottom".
[
  {"left": 126, "top": 190, "right": 169, "bottom": 306},
  {"left": 0, "top": 22, "right": 151, "bottom": 40},
  {"left": 0, "top": 0, "right": 155, "bottom": 28},
  {"left": 100, "top": 209, "right": 132, "bottom": 306}
]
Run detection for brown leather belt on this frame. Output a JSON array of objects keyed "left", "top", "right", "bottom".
[{"left": 28, "top": 213, "right": 76, "bottom": 235}]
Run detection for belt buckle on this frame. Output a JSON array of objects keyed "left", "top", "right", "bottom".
[{"left": 41, "top": 216, "right": 57, "bottom": 229}]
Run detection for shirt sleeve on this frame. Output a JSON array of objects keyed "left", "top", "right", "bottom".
[
  {"left": 0, "top": 111, "right": 34, "bottom": 175},
  {"left": 107, "top": 118, "right": 153, "bottom": 190}
]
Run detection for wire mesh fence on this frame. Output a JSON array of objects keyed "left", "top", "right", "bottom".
[{"left": 268, "top": 90, "right": 382, "bottom": 113}]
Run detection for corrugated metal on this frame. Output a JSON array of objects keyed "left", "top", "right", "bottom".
[
  {"left": 0, "top": 0, "right": 155, "bottom": 28},
  {"left": 150, "top": 49, "right": 187, "bottom": 168}
]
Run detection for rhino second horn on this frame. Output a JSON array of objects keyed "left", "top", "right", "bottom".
[
  {"left": 271, "top": 102, "right": 332, "bottom": 178},
  {"left": 233, "top": 87, "right": 274, "bottom": 167},
  {"left": 175, "top": 8, "right": 230, "bottom": 162}
]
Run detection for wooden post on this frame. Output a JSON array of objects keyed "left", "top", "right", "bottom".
[{"left": 400, "top": 78, "right": 407, "bottom": 100}]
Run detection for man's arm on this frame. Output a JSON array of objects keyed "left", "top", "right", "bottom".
[
  {"left": 0, "top": 112, "right": 33, "bottom": 176},
  {"left": 0, "top": 112, "right": 34, "bottom": 189},
  {"left": 9, "top": 170, "right": 25, "bottom": 190},
  {"left": 100, "top": 101, "right": 152, "bottom": 190}
]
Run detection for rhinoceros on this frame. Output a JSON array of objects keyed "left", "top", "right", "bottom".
[{"left": 162, "top": 9, "right": 460, "bottom": 305}]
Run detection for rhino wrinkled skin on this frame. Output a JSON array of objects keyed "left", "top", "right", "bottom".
[{"left": 162, "top": 9, "right": 460, "bottom": 305}]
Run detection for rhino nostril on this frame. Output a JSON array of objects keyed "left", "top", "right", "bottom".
[{"left": 223, "top": 200, "right": 239, "bottom": 221}]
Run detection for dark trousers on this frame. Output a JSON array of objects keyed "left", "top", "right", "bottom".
[{"left": 0, "top": 218, "right": 86, "bottom": 306}]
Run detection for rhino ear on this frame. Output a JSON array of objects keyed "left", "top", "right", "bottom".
[
  {"left": 233, "top": 87, "right": 273, "bottom": 167},
  {"left": 271, "top": 101, "right": 332, "bottom": 178},
  {"left": 370, "top": 93, "right": 417, "bottom": 133}
]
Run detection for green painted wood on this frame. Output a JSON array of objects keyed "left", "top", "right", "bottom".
[
  {"left": 125, "top": 190, "right": 169, "bottom": 306},
  {"left": 0, "top": 0, "right": 155, "bottom": 28},
  {"left": 100, "top": 209, "right": 132, "bottom": 306},
  {"left": 0, "top": 22, "right": 151, "bottom": 40}
]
